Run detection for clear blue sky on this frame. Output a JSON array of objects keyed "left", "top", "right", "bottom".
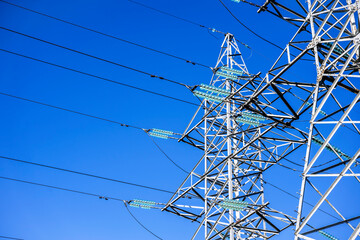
[{"left": 0, "top": 0, "right": 359, "bottom": 239}]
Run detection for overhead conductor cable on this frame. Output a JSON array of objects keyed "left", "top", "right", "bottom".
[
  {"left": 0, "top": 0, "right": 210, "bottom": 69},
  {"left": 0, "top": 27, "right": 189, "bottom": 88},
  {"left": 0, "top": 49, "right": 197, "bottom": 106}
]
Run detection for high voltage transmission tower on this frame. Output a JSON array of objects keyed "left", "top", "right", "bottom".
[
  {"left": 2, "top": 1, "right": 359, "bottom": 239},
  {"left": 161, "top": 33, "right": 317, "bottom": 239},
  {"left": 255, "top": 0, "right": 360, "bottom": 239}
]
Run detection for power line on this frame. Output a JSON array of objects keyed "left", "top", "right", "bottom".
[
  {"left": 145, "top": 132, "right": 189, "bottom": 174},
  {"left": 124, "top": 202, "right": 164, "bottom": 240},
  {"left": 0, "top": 155, "right": 174, "bottom": 194},
  {"left": 248, "top": 138, "right": 343, "bottom": 171},
  {"left": 0, "top": 0, "right": 211, "bottom": 69},
  {"left": 0, "top": 49, "right": 197, "bottom": 106},
  {"left": 1, "top": 175, "right": 165, "bottom": 240},
  {"left": 0, "top": 171, "right": 341, "bottom": 230},
  {"left": 127, "top": 0, "right": 217, "bottom": 31},
  {"left": 126, "top": 0, "right": 251, "bottom": 49},
  {"left": 0, "top": 92, "right": 189, "bottom": 174},
  {"left": 263, "top": 179, "right": 342, "bottom": 221},
  {"left": 0, "top": 91, "right": 147, "bottom": 130},
  {"left": 0, "top": 236, "right": 24, "bottom": 240},
  {"left": 217, "top": 0, "right": 284, "bottom": 51},
  {"left": 0, "top": 153, "right": 338, "bottom": 234},
  {"left": 0, "top": 92, "right": 321, "bottom": 212},
  {"left": 277, "top": 162, "right": 302, "bottom": 172},
  {"left": 0, "top": 175, "right": 125, "bottom": 201},
  {"left": 0, "top": 26, "right": 190, "bottom": 88},
  {"left": 217, "top": 0, "right": 314, "bottom": 62},
  {"left": 0, "top": 89, "right": 191, "bottom": 175}
]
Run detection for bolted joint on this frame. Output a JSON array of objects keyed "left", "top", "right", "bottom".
[
  {"left": 353, "top": 33, "right": 360, "bottom": 45},
  {"left": 348, "top": 2, "right": 358, "bottom": 12},
  {"left": 308, "top": 36, "right": 321, "bottom": 49}
]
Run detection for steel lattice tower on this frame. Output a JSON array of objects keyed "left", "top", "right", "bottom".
[
  {"left": 255, "top": 0, "right": 360, "bottom": 239},
  {"left": 162, "top": 33, "right": 316, "bottom": 239}
]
